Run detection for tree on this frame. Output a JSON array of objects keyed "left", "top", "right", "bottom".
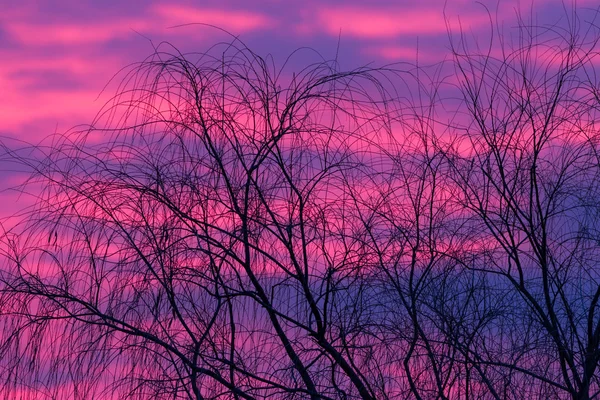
[
  {"left": 0, "top": 40, "right": 407, "bottom": 399},
  {"left": 1, "top": 6, "right": 600, "bottom": 399},
  {"left": 444, "top": 8, "right": 600, "bottom": 399}
]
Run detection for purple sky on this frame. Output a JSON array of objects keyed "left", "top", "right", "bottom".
[{"left": 0, "top": 0, "right": 594, "bottom": 221}]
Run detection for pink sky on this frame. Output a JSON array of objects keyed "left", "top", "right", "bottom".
[{"left": 0, "top": 0, "right": 590, "bottom": 220}]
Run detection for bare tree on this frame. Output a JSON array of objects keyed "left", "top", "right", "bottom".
[
  {"left": 1, "top": 6, "right": 600, "bottom": 400},
  {"left": 0, "top": 40, "right": 407, "bottom": 399},
  {"left": 445, "top": 7, "right": 600, "bottom": 399}
]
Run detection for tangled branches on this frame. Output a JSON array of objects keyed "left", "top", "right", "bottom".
[{"left": 2, "top": 10, "right": 600, "bottom": 399}]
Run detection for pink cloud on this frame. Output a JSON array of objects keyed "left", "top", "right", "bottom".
[
  {"left": 0, "top": 53, "right": 123, "bottom": 134},
  {"left": 309, "top": 6, "right": 493, "bottom": 39},
  {"left": 5, "top": 6, "right": 271, "bottom": 47},
  {"left": 4, "top": 20, "right": 150, "bottom": 45},
  {"left": 366, "top": 45, "right": 440, "bottom": 62},
  {"left": 316, "top": 8, "right": 452, "bottom": 38},
  {"left": 152, "top": 5, "right": 273, "bottom": 32},
  {"left": 0, "top": 89, "right": 104, "bottom": 129}
]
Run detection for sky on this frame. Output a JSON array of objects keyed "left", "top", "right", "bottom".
[{"left": 0, "top": 0, "right": 595, "bottom": 222}]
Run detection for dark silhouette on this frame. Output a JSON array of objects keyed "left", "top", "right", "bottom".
[{"left": 1, "top": 7, "right": 600, "bottom": 399}]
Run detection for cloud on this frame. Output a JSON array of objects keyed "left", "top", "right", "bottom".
[
  {"left": 152, "top": 5, "right": 273, "bottom": 33},
  {"left": 0, "top": 52, "right": 124, "bottom": 135},
  {"left": 318, "top": 8, "right": 446, "bottom": 37},
  {"left": 0, "top": 5, "right": 272, "bottom": 137},
  {"left": 310, "top": 6, "right": 491, "bottom": 39},
  {"left": 4, "top": 20, "right": 150, "bottom": 45},
  {"left": 366, "top": 45, "right": 440, "bottom": 62},
  {"left": 4, "top": 6, "right": 271, "bottom": 46}
]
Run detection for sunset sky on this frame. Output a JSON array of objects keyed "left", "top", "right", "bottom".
[
  {"left": 2, "top": 2, "right": 600, "bottom": 398},
  {"left": 0, "top": 0, "right": 595, "bottom": 219}
]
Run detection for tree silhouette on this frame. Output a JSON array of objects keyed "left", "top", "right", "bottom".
[
  {"left": 444, "top": 9, "right": 600, "bottom": 399},
  {"left": 1, "top": 7, "right": 600, "bottom": 400}
]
